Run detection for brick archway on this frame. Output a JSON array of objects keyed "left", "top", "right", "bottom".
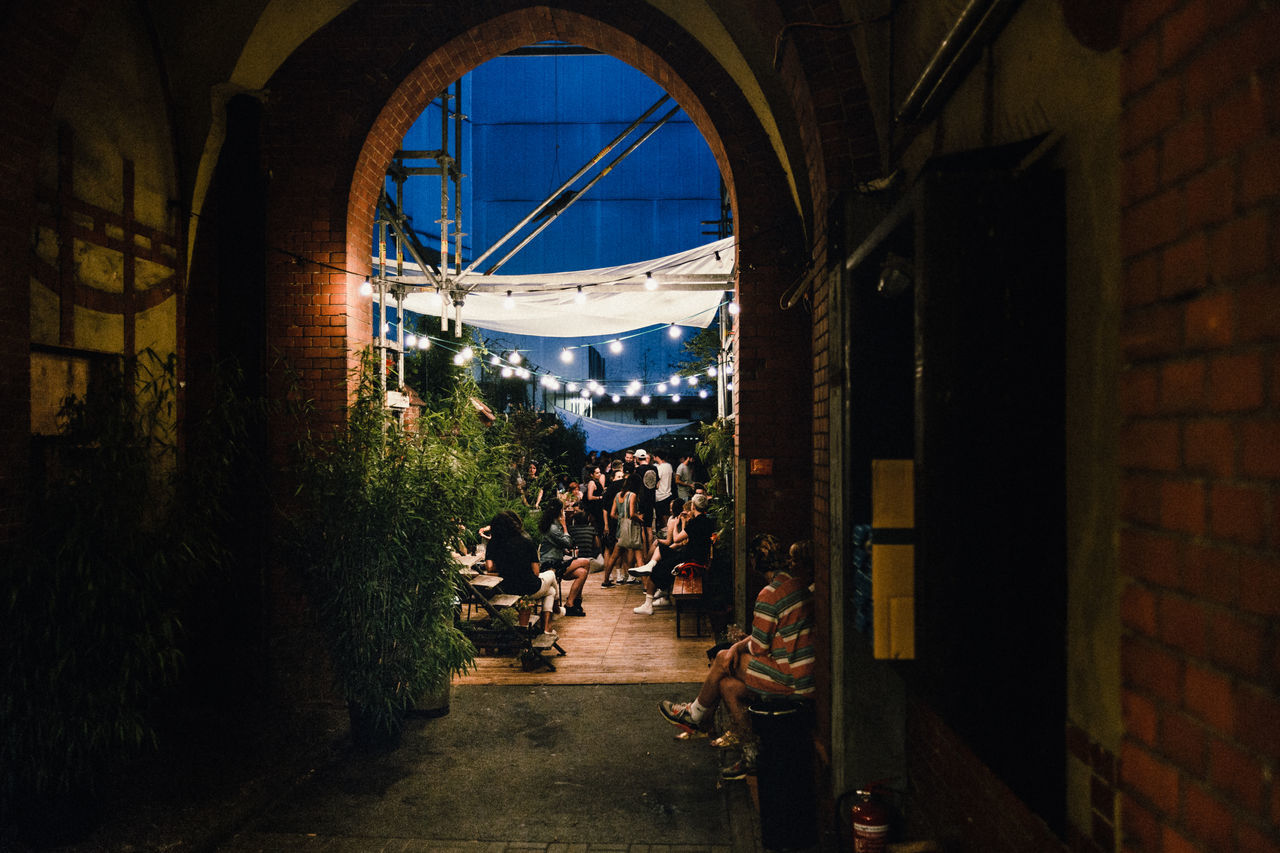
[
  {"left": 345, "top": 7, "right": 740, "bottom": 349},
  {"left": 262, "top": 0, "right": 810, "bottom": 450},
  {"left": 260, "top": 0, "right": 815, "bottom": 702}
]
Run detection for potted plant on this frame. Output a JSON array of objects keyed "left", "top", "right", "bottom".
[
  {"left": 1, "top": 352, "right": 245, "bottom": 843},
  {"left": 291, "top": 349, "right": 475, "bottom": 749}
]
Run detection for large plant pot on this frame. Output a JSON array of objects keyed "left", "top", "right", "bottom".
[
  {"left": 347, "top": 702, "right": 403, "bottom": 752},
  {"left": 409, "top": 677, "right": 452, "bottom": 719}
]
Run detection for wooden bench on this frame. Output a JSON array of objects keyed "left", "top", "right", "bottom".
[
  {"left": 672, "top": 570, "right": 706, "bottom": 638},
  {"left": 454, "top": 557, "right": 566, "bottom": 670}
]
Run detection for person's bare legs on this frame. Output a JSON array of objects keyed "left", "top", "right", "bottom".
[{"left": 565, "top": 559, "right": 590, "bottom": 606}]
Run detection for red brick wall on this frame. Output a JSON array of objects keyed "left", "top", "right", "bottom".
[{"left": 1119, "top": 3, "right": 1280, "bottom": 851}]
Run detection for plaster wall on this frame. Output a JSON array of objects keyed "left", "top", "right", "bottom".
[{"left": 32, "top": 1, "right": 181, "bottom": 361}]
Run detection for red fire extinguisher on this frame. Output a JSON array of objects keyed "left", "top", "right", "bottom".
[{"left": 851, "top": 787, "right": 890, "bottom": 852}]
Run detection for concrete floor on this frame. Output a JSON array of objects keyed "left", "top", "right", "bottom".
[{"left": 217, "top": 683, "right": 765, "bottom": 852}]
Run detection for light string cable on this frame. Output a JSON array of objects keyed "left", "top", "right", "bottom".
[{"left": 409, "top": 293, "right": 736, "bottom": 401}]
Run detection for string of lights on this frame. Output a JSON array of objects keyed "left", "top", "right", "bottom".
[
  {"left": 382, "top": 296, "right": 738, "bottom": 402},
  {"left": 266, "top": 233, "right": 740, "bottom": 403}
]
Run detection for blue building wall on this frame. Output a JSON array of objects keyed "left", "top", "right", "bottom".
[{"left": 390, "top": 49, "right": 725, "bottom": 394}]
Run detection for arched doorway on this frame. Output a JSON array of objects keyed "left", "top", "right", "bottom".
[{"left": 258, "top": 2, "right": 814, "bottom": 701}]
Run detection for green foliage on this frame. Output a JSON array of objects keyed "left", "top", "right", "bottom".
[
  {"left": 674, "top": 321, "right": 723, "bottom": 376},
  {"left": 0, "top": 351, "right": 245, "bottom": 806},
  {"left": 403, "top": 320, "right": 480, "bottom": 408},
  {"left": 503, "top": 406, "right": 587, "bottom": 484},
  {"left": 290, "top": 349, "right": 478, "bottom": 740},
  {"left": 697, "top": 416, "right": 736, "bottom": 546},
  {"left": 414, "top": 375, "right": 527, "bottom": 549}
]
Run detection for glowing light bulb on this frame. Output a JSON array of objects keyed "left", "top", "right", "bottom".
[
  {"left": 490, "top": 354, "right": 501, "bottom": 365},
  {"left": 707, "top": 366, "right": 718, "bottom": 377},
  {"left": 567, "top": 383, "right": 579, "bottom": 393},
  {"left": 609, "top": 339, "right": 623, "bottom": 354},
  {"left": 672, "top": 394, "right": 681, "bottom": 403},
  {"left": 726, "top": 381, "right": 734, "bottom": 391},
  {"left": 360, "top": 278, "right": 373, "bottom": 296},
  {"left": 417, "top": 338, "right": 430, "bottom": 350},
  {"left": 728, "top": 301, "right": 740, "bottom": 315},
  {"left": 658, "top": 383, "right": 668, "bottom": 393},
  {"left": 699, "top": 389, "right": 708, "bottom": 399},
  {"left": 509, "top": 351, "right": 522, "bottom": 365},
  {"left": 611, "top": 394, "right": 621, "bottom": 403},
  {"left": 688, "top": 376, "right": 698, "bottom": 386},
  {"left": 670, "top": 374, "right": 681, "bottom": 387},
  {"left": 575, "top": 286, "right": 586, "bottom": 305},
  {"left": 504, "top": 291, "right": 514, "bottom": 310},
  {"left": 725, "top": 363, "right": 734, "bottom": 375},
  {"left": 502, "top": 367, "right": 513, "bottom": 378},
  {"left": 668, "top": 324, "right": 680, "bottom": 339},
  {"left": 641, "top": 395, "right": 651, "bottom": 405},
  {"left": 452, "top": 353, "right": 465, "bottom": 365},
  {"left": 405, "top": 334, "right": 417, "bottom": 347},
  {"left": 560, "top": 348, "right": 574, "bottom": 363},
  {"left": 460, "top": 346, "right": 474, "bottom": 362},
  {"left": 580, "top": 389, "right": 590, "bottom": 398}
]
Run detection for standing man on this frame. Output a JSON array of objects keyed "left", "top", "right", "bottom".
[
  {"left": 633, "top": 449, "right": 658, "bottom": 552},
  {"left": 652, "top": 448, "right": 674, "bottom": 527},
  {"left": 675, "top": 453, "right": 695, "bottom": 502}
]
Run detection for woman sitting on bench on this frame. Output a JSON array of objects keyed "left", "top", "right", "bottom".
[
  {"left": 538, "top": 498, "right": 592, "bottom": 617},
  {"left": 485, "top": 510, "right": 560, "bottom": 637},
  {"left": 631, "top": 493, "right": 714, "bottom": 615}
]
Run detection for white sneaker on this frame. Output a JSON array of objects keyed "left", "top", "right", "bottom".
[
  {"left": 633, "top": 600, "right": 654, "bottom": 615},
  {"left": 555, "top": 605, "right": 567, "bottom": 616},
  {"left": 651, "top": 597, "right": 671, "bottom": 608},
  {"left": 629, "top": 563, "right": 654, "bottom": 576}
]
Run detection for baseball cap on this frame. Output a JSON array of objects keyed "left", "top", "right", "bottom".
[{"left": 635, "top": 449, "right": 649, "bottom": 460}]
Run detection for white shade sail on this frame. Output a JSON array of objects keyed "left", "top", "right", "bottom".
[{"left": 390, "top": 237, "right": 734, "bottom": 338}]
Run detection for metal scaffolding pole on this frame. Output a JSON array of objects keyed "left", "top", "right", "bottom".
[
  {"left": 485, "top": 104, "right": 681, "bottom": 275},
  {"left": 461, "top": 94, "right": 671, "bottom": 277}
]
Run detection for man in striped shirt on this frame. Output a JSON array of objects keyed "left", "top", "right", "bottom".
[{"left": 659, "top": 539, "right": 815, "bottom": 778}]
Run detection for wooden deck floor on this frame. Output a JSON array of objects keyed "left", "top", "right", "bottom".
[{"left": 456, "top": 573, "right": 716, "bottom": 686}]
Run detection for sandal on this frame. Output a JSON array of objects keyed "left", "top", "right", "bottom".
[{"left": 710, "top": 730, "right": 741, "bottom": 749}]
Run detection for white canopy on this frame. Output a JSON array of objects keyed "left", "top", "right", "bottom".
[{"left": 390, "top": 237, "right": 734, "bottom": 338}]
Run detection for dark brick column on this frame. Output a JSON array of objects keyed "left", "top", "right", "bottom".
[{"left": 1118, "top": 4, "right": 1280, "bottom": 851}]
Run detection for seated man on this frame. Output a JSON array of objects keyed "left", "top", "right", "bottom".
[
  {"left": 631, "top": 493, "right": 714, "bottom": 615},
  {"left": 658, "top": 538, "right": 815, "bottom": 780}
]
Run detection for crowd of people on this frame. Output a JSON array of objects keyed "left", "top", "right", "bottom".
[
  {"left": 478, "top": 446, "right": 707, "bottom": 637},
  {"left": 476, "top": 446, "right": 815, "bottom": 784}
]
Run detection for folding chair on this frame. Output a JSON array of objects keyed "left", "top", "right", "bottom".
[{"left": 454, "top": 571, "right": 566, "bottom": 671}]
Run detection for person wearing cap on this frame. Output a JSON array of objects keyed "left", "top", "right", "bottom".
[
  {"left": 632, "top": 492, "right": 715, "bottom": 615},
  {"left": 652, "top": 448, "right": 674, "bottom": 528},
  {"left": 633, "top": 448, "right": 659, "bottom": 553}
]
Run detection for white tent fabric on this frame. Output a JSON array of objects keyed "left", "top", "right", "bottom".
[
  {"left": 554, "top": 406, "right": 698, "bottom": 452},
  {"left": 396, "top": 237, "right": 733, "bottom": 337}
]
